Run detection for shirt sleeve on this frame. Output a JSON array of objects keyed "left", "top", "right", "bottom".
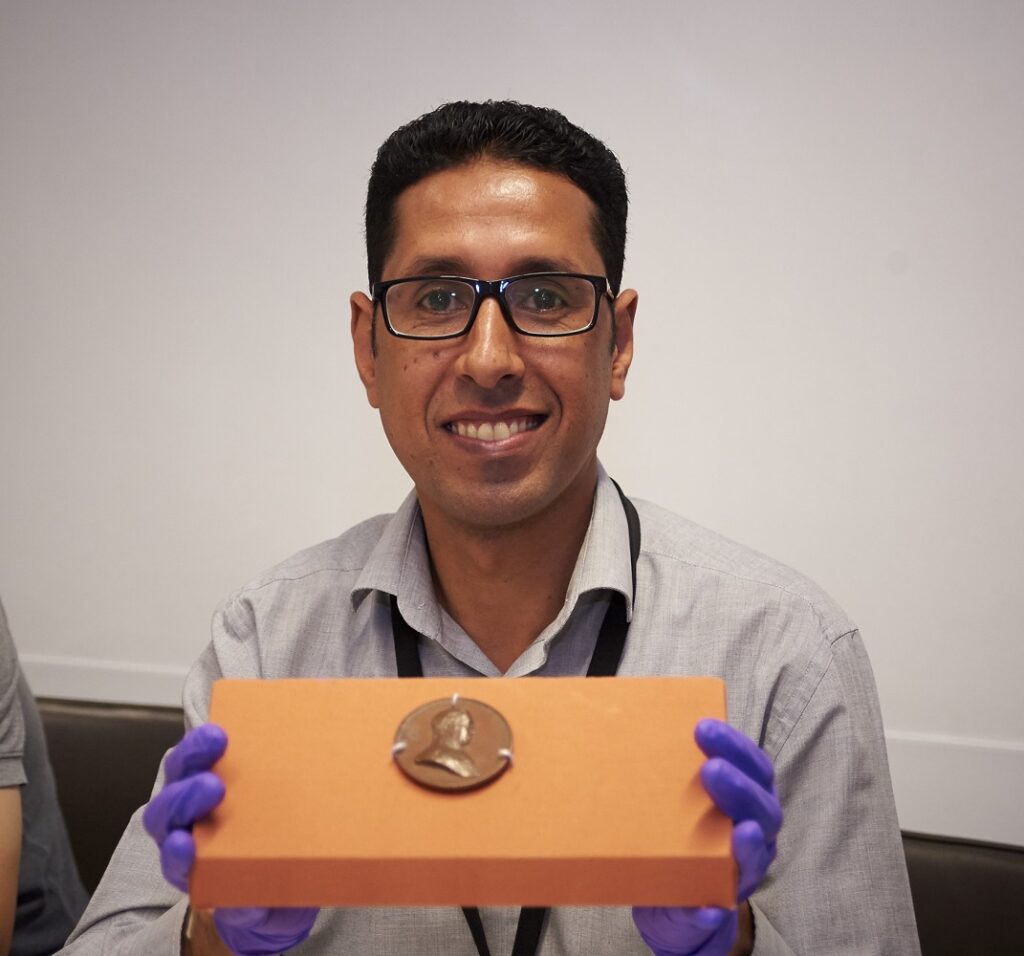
[
  {"left": 0, "top": 600, "right": 27, "bottom": 789},
  {"left": 749, "top": 630, "right": 921, "bottom": 956}
]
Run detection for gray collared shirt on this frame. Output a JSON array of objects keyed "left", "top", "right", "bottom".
[{"left": 62, "top": 467, "right": 920, "bottom": 955}]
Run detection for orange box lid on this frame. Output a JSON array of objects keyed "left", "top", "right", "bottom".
[{"left": 191, "top": 676, "right": 733, "bottom": 907}]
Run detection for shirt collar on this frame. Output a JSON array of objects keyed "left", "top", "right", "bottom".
[
  {"left": 351, "top": 462, "right": 635, "bottom": 642},
  {"left": 559, "top": 462, "right": 635, "bottom": 625},
  {"left": 351, "top": 488, "right": 441, "bottom": 639}
]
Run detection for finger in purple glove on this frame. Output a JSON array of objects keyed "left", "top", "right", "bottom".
[
  {"left": 695, "top": 719, "right": 773, "bottom": 792},
  {"left": 142, "top": 771, "right": 226, "bottom": 843},
  {"left": 700, "top": 758, "right": 783, "bottom": 841},
  {"left": 159, "top": 829, "right": 195, "bottom": 893},
  {"left": 163, "top": 724, "right": 228, "bottom": 784},
  {"left": 733, "top": 819, "right": 776, "bottom": 902}
]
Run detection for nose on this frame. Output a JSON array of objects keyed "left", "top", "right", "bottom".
[{"left": 454, "top": 294, "right": 526, "bottom": 389}]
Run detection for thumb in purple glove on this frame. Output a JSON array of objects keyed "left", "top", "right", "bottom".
[
  {"left": 214, "top": 907, "right": 318, "bottom": 956},
  {"left": 633, "top": 906, "right": 737, "bottom": 956}
]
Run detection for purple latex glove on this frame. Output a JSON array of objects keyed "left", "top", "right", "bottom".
[
  {"left": 142, "top": 724, "right": 318, "bottom": 956},
  {"left": 633, "top": 719, "right": 782, "bottom": 956}
]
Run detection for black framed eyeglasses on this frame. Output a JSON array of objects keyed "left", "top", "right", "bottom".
[{"left": 371, "top": 273, "right": 614, "bottom": 340}]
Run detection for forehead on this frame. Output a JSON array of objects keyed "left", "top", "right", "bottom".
[{"left": 385, "top": 160, "right": 603, "bottom": 278}]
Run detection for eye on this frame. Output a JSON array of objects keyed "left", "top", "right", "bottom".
[
  {"left": 526, "top": 287, "right": 565, "bottom": 311},
  {"left": 512, "top": 282, "right": 571, "bottom": 313},
  {"left": 417, "top": 288, "right": 463, "bottom": 313}
]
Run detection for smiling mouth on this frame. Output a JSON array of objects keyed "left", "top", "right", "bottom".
[{"left": 443, "top": 415, "right": 545, "bottom": 442}]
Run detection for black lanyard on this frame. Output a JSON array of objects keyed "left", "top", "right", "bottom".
[{"left": 390, "top": 481, "right": 641, "bottom": 956}]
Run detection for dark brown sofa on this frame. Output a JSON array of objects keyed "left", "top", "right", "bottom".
[
  {"left": 38, "top": 697, "right": 184, "bottom": 893},
  {"left": 38, "top": 697, "right": 1024, "bottom": 954}
]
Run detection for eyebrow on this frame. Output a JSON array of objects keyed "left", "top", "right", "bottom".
[{"left": 400, "top": 255, "right": 588, "bottom": 278}]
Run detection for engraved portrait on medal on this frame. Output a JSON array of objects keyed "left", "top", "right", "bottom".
[{"left": 392, "top": 694, "right": 513, "bottom": 792}]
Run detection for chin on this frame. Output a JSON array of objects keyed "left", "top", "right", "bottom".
[
  {"left": 449, "top": 494, "right": 543, "bottom": 532},
  {"left": 428, "top": 473, "right": 579, "bottom": 533}
]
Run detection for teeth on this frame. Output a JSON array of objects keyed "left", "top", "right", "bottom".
[{"left": 451, "top": 417, "right": 539, "bottom": 441}]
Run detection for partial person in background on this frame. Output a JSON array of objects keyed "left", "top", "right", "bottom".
[{"left": 0, "top": 598, "right": 89, "bottom": 956}]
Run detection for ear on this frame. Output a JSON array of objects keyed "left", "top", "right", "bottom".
[
  {"left": 609, "top": 288, "right": 638, "bottom": 402},
  {"left": 351, "top": 291, "right": 380, "bottom": 409}
]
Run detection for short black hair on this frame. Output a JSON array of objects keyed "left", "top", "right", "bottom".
[{"left": 365, "top": 100, "right": 628, "bottom": 294}]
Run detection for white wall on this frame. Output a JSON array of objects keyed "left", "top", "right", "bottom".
[{"left": 1, "top": 1, "right": 1021, "bottom": 845}]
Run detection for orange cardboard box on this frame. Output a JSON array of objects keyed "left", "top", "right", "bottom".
[{"left": 191, "top": 677, "right": 733, "bottom": 908}]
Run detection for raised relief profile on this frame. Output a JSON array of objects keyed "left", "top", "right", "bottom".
[
  {"left": 393, "top": 694, "right": 513, "bottom": 792},
  {"left": 414, "top": 706, "right": 478, "bottom": 779}
]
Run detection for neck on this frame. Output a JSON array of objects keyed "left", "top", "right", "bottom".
[{"left": 419, "top": 475, "right": 598, "bottom": 673}]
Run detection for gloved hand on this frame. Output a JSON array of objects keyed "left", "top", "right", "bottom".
[
  {"left": 633, "top": 718, "right": 782, "bottom": 956},
  {"left": 142, "top": 723, "right": 318, "bottom": 956}
]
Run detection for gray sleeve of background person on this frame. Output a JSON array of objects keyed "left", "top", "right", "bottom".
[
  {"left": 16, "top": 668, "right": 91, "bottom": 952},
  {"left": 747, "top": 630, "right": 920, "bottom": 956},
  {"left": 0, "top": 603, "right": 27, "bottom": 788},
  {"left": 59, "top": 598, "right": 263, "bottom": 955},
  {"left": 1, "top": 599, "right": 90, "bottom": 954}
]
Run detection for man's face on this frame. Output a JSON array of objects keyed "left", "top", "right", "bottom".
[{"left": 351, "top": 160, "right": 636, "bottom": 534}]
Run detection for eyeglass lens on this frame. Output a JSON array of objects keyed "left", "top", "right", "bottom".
[{"left": 384, "top": 276, "right": 599, "bottom": 337}]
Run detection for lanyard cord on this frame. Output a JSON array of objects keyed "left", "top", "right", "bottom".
[{"left": 390, "top": 481, "right": 640, "bottom": 956}]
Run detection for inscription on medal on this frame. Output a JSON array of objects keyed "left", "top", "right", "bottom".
[{"left": 393, "top": 695, "right": 513, "bottom": 792}]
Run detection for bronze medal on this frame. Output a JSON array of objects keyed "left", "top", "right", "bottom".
[{"left": 393, "top": 694, "right": 513, "bottom": 792}]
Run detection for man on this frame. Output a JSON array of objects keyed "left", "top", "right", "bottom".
[
  {"left": 1, "top": 598, "right": 89, "bottom": 956},
  {"left": 60, "top": 101, "right": 919, "bottom": 955}
]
